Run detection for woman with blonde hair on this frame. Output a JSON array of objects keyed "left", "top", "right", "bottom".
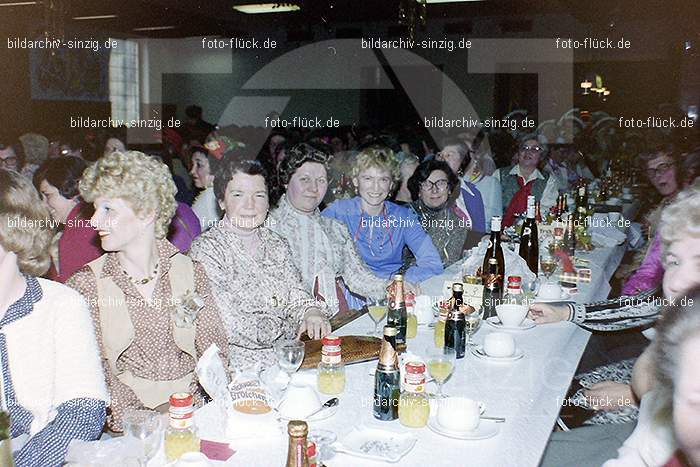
[
  {"left": 66, "top": 151, "right": 228, "bottom": 432},
  {"left": 322, "top": 146, "right": 443, "bottom": 283},
  {"left": 0, "top": 169, "right": 108, "bottom": 466}
]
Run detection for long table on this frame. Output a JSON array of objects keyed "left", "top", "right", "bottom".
[{"left": 174, "top": 238, "right": 630, "bottom": 467}]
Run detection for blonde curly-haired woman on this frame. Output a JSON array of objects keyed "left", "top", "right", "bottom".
[{"left": 66, "top": 151, "right": 228, "bottom": 432}]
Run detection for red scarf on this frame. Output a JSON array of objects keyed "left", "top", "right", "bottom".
[
  {"left": 503, "top": 176, "right": 534, "bottom": 227},
  {"left": 313, "top": 275, "right": 350, "bottom": 313}
]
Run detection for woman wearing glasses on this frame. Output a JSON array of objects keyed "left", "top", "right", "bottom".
[
  {"left": 436, "top": 138, "right": 487, "bottom": 232},
  {"left": 322, "top": 146, "right": 443, "bottom": 284},
  {"left": 402, "top": 160, "right": 469, "bottom": 269},
  {"left": 495, "top": 135, "right": 559, "bottom": 227}
]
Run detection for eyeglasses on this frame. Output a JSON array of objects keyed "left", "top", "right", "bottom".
[
  {"left": 646, "top": 162, "right": 675, "bottom": 178},
  {"left": 420, "top": 179, "right": 450, "bottom": 191},
  {"left": 520, "top": 144, "right": 543, "bottom": 153},
  {"left": 0, "top": 156, "right": 18, "bottom": 167}
]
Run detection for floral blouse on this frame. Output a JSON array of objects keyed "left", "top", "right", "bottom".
[{"left": 188, "top": 223, "right": 325, "bottom": 370}]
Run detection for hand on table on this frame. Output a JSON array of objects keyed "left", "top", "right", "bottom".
[
  {"left": 584, "top": 381, "right": 636, "bottom": 411},
  {"left": 528, "top": 303, "right": 569, "bottom": 324},
  {"left": 298, "top": 308, "right": 331, "bottom": 340}
]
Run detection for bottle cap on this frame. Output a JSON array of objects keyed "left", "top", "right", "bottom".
[
  {"left": 169, "top": 392, "right": 193, "bottom": 408},
  {"left": 406, "top": 361, "right": 426, "bottom": 374},
  {"left": 452, "top": 283, "right": 463, "bottom": 291},
  {"left": 393, "top": 274, "right": 404, "bottom": 282},
  {"left": 383, "top": 325, "right": 398, "bottom": 337},
  {"left": 307, "top": 440, "right": 317, "bottom": 457},
  {"left": 507, "top": 276, "right": 522, "bottom": 283},
  {"left": 287, "top": 420, "right": 308, "bottom": 437},
  {"left": 321, "top": 335, "right": 341, "bottom": 347}
]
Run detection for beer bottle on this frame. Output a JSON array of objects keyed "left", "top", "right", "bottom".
[
  {"left": 373, "top": 326, "right": 401, "bottom": 421},
  {"left": 387, "top": 274, "right": 407, "bottom": 345},
  {"left": 518, "top": 195, "right": 539, "bottom": 275},
  {"left": 285, "top": 420, "right": 309, "bottom": 467}
]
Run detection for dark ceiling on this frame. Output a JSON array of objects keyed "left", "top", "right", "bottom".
[{"left": 0, "top": 0, "right": 697, "bottom": 40}]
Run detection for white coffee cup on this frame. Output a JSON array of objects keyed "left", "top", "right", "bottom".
[
  {"left": 495, "top": 304, "right": 528, "bottom": 327},
  {"left": 483, "top": 332, "right": 516, "bottom": 358},
  {"left": 538, "top": 282, "right": 562, "bottom": 300},
  {"left": 278, "top": 382, "right": 321, "bottom": 419},
  {"left": 437, "top": 397, "right": 481, "bottom": 432},
  {"left": 414, "top": 295, "right": 434, "bottom": 325}
]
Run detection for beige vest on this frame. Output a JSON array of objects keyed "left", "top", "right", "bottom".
[{"left": 88, "top": 254, "right": 197, "bottom": 408}]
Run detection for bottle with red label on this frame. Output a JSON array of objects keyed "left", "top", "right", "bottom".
[
  {"left": 398, "top": 362, "right": 430, "bottom": 428},
  {"left": 164, "top": 393, "right": 200, "bottom": 462},
  {"left": 317, "top": 335, "right": 345, "bottom": 395}
]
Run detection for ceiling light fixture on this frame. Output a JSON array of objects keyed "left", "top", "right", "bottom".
[
  {"left": 133, "top": 25, "right": 177, "bottom": 31},
  {"left": 0, "top": 1, "right": 37, "bottom": 6},
  {"left": 233, "top": 3, "right": 300, "bottom": 14},
  {"left": 73, "top": 14, "right": 118, "bottom": 20}
]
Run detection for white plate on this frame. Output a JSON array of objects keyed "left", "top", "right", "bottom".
[
  {"left": 486, "top": 316, "right": 536, "bottom": 331},
  {"left": 471, "top": 346, "right": 524, "bottom": 362},
  {"left": 427, "top": 418, "right": 499, "bottom": 440},
  {"left": 533, "top": 290, "right": 573, "bottom": 303},
  {"left": 277, "top": 402, "right": 339, "bottom": 422},
  {"left": 334, "top": 426, "right": 417, "bottom": 463}
]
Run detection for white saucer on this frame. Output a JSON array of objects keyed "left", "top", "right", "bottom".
[
  {"left": 471, "top": 346, "right": 524, "bottom": 362},
  {"left": 427, "top": 418, "right": 499, "bottom": 440},
  {"left": 486, "top": 316, "right": 536, "bottom": 331},
  {"left": 277, "top": 403, "right": 339, "bottom": 422},
  {"left": 533, "top": 290, "right": 572, "bottom": 303}
]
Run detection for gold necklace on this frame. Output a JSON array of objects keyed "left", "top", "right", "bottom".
[{"left": 122, "top": 262, "right": 160, "bottom": 285}]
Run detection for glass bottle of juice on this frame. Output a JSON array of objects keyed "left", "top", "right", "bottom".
[
  {"left": 398, "top": 362, "right": 430, "bottom": 428},
  {"left": 317, "top": 335, "right": 345, "bottom": 395},
  {"left": 164, "top": 393, "right": 200, "bottom": 462}
]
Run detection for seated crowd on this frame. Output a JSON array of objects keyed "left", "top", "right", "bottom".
[{"left": 1, "top": 118, "right": 699, "bottom": 466}]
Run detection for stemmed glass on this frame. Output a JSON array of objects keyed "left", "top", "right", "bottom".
[
  {"left": 427, "top": 347, "right": 456, "bottom": 398},
  {"left": 540, "top": 255, "right": 558, "bottom": 284},
  {"left": 274, "top": 339, "right": 305, "bottom": 385},
  {"left": 367, "top": 299, "right": 388, "bottom": 336},
  {"left": 122, "top": 409, "right": 163, "bottom": 467},
  {"left": 522, "top": 277, "right": 541, "bottom": 305},
  {"left": 464, "top": 306, "right": 484, "bottom": 348}
]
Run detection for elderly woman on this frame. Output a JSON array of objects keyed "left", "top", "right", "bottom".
[
  {"left": 403, "top": 159, "right": 470, "bottom": 269},
  {"left": 436, "top": 138, "right": 487, "bottom": 232},
  {"left": 33, "top": 156, "right": 102, "bottom": 283},
  {"left": 322, "top": 146, "right": 443, "bottom": 284},
  {"left": 495, "top": 135, "right": 559, "bottom": 227},
  {"left": 189, "top": 156, "right": 331, "bottom": 370},
  {"left": 268, "top": 144, "right": 390, "bottom": 314},
  {"left": 537, "top": 181, "right": 700, "bottom": 466},
  {"left": 66, "top": 151, "right": 228, "bottom": 432},
  {"left": 0, "top": 169, "right": 108, "bottom": 466},
  {"left": 461, "top": 139, "right": 502, "bottom": 229}
]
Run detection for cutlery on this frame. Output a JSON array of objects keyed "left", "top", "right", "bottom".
[
  {"left": 481, "top": 415, "right": 506, "bottom": 423},
  {"left": 306, "top": 398, "right": 339, "bottom": 418}
]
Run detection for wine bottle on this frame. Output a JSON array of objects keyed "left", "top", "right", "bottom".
[
  {"left": 518, "top": 196, "right": 539, "bottom": 275},
  {"left": 0, "top": 412, "right": 13, "bottom": 467},
  {"left": 481, "top": 216, "right": 504, "bottom": 278},
  {"left": 387, "top": 274, "right": 407, "bottom": 345},
  {"left": 482, "top": 258, "right": 503, "bottom": 320},
  {"left": 564, "top": 214, "right": 576, "bottom": 256},
  {"left": 373, "top": 326, "right": 401, "bottom": 421},
  {"left": 575, "top": 183, "right": 588, "bottom": 227}
]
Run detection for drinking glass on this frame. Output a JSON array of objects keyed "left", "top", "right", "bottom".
[
  {"left": 522, "top": 277, "right": 541, "bottom": 304},
  {"left": 274, "top": 339, "right": 305, "bottom": 381},
  {"left": 464, "top": 306, "right": 484, "bottom": 348},
  {"left": 367, "top": 299, "right": 387, "bottom": 336},
  {"left": 122, "top": 409, "right": 163, "bottom": 467},
  {"left": 540, "top": 255, "right": 558, "bottom": 283},
  {"left": 427, "top": 347, "right": 456, "bottom": 398}
]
